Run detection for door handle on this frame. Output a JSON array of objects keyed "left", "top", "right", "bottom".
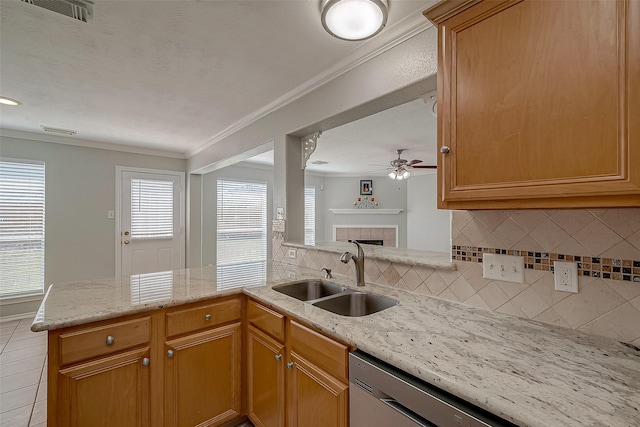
[{"left": 380, "top": 399, "right": 435, "bottom": 427}]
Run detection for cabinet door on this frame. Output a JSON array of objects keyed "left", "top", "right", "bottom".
[
  {"left": 432, "top": 0, "right": 640, "bottom": 208},
  {"left": 57, "top": 347, "right": 151, "bottom": 427},
  {"left": 247, "top": 325, "right": 285, "bottom": 427},
  {"left": 164, "top": 323, "right": 241, "bottom": 427},
  {"left": 286, "top": 352, "right": 348, "bottom": 427}
]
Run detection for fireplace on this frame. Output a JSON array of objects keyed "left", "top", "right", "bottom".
[
  {"left": 334, "top": 226, "right": 397, "bottom": 247},
  {"left": 355, "top": 239, "right": 384, "bottom": 246}
]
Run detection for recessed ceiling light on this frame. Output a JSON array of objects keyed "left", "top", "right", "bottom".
[
  {"left": 321, "top": 0, "right": 388, "bottom": 41},
  {"left": 0, "top": 97, "right": 22, "bottom": 106}
]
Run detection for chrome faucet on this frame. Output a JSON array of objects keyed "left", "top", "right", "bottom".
[
  {"left": 340, "top": 240, "right": 365, "bottom": 287},
  {"left": 321, "top": 267, "right": 332, "bottom": 279}
]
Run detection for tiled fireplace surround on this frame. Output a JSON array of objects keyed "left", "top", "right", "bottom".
[{"left": 273, "top": 208, "right": 640, "bottom": 345}]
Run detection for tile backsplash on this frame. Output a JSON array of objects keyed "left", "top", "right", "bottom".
[{"left": 273, "top": 208, "right": 640, "bottom": 346}]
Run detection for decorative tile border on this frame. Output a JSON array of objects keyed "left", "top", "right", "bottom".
[{"left": 452, "top": 246, "right": 640, "bottom": 283}]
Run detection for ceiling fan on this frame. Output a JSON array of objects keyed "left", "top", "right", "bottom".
[{"left": 385, "top": 149, "right": 436, "bottom": 180}]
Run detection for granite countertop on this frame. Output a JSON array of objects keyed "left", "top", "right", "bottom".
[
  {"left": 282, "top": 241, "right": 457, "bottom": 270},
  {"left": 32, "top": 262, "right": 640, "bottom": 427}
]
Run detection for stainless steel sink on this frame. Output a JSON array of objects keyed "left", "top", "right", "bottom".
[
  {"left": 272, "top": 279, "right": 347, "bottom": 301},
  {"left": 312, "top": 292, "right": 398, "bottom": 317}
]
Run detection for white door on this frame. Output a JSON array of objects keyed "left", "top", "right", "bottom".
[{"left": 118, "top": 169, "right": 184, "bottom": 276}]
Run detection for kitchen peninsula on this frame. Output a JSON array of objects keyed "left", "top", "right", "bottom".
[{"left": 33, "top": 262, "right": 639, "bottom": 427}]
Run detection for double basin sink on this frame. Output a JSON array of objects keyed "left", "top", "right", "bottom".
[{"left": 272, "top": 279, "right": 397, "bottom": 317}]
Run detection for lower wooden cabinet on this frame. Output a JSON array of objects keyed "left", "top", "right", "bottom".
[
  {"left": 165, "top": 323, "right": 242, "bottom": 427},
  {"left": 48, "top": 296, "right": 243, "bottom": 427},
  {"left": 247, "top": 300, "right": 351, "bottom": 427},
  {"left": 48, "top": 295, "right": 351, "bottom": 427},
  {"left": 56, "top": 346, "right": 152, "bottom": 427},
  {"left": 287, "top": 352, "right": 348, "bottom": 427},
  {"left": 247, "top": 325, "right": 285, "bottom": 427}
]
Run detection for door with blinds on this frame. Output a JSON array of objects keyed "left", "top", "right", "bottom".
[{"left": 119, "top": 169, "right": 184, "bottom": 277}]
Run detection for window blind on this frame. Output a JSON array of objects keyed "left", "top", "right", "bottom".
[
  {"left": 131, "top": 179, "right": 174, "bottom": 239},
  {"left": 217, "top": 179, "right": 267, "bottom": 284},
  {"left": 130, "top": 271, "right": 174, "bottom": 305},
  {"left": 0, "top": 160, "right": 45, "bottom": 298},
  {"left": 304, "top": 186, "right": 315, "bottom": 246}
]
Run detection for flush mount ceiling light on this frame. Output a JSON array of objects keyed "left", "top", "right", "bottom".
[
  {"left": 0, "top": 97, "right": 22, "bottom": 106},
  {"left": 321, "top": 0, "right": 388, "bottom": 41}
]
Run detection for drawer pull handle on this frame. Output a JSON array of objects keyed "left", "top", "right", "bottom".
[
  {"left": 440, "top": 146, "right": 450, "bottom": 154},
  {"left": 275, "top": 354, "right": 282, "bottom": 361},
  {"left": 106, "top": 336, "right": 115, "bottom": 345},
  {"left": 142, "top": 357, "right": 150, "bottom": 366},
  {"left": 204, "top": 314, "right": 212, "bottom": 321},
  {"left": 167, "top": 350, "right": 174, "bottom": 358},
  {"left": 286, "top": 362, "right": 294, "bottom": 369}
]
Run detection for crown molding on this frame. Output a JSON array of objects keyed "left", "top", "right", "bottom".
[
  {"left": 0, "top": 128, "right": 187, "bottom": 159},
  {"left": 187, "top": 5, "right": 435, "bottom": 158}
]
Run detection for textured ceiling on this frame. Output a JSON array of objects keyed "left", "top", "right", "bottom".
[
  {"left": 246, "top": 96, "right": 438, "bottom": 176},
  {"left": 0, "top": 0, "right": 429, "bottom": 156}
]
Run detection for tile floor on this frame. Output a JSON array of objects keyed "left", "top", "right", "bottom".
[{"left": 0, "top": 318, "right": 47, "bottom": 427}]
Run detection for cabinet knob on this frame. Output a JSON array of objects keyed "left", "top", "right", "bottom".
[
  {"left": 167, "top": 350, "right": 174, "bottom": 358},
  {"left": 275, "top": 354, "right": 282, "bottom": 361},
  {"left": 123, "top": 240, "right": 130, "bottom": 245},
  {"left": 204, "top": 314, "right": 211, "bottom": 321},
  {"left": 440, "top": 146, "right": 450, "bottom": 154},
  {"left": 286, "top": 362, "right": 294, "bottom": 369},
  {"left": 106, "top": 335, "right": 115, "bottom": 345},
  {"left": 142, "top": 357, "right": 150, "bottom": 366}
]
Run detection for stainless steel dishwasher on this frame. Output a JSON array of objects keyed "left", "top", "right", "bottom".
[{"left": 349, "top": 351, "right": 518, "bottom": 427}]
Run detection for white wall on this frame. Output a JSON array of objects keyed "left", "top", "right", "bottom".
[
  {"left": 320, "top": 176, "right": 408, "bottom": 247},
  {"left": 407, "top": 173, "right": 451, "bottom": 252},
  {"left": 200, "top": 163, "right": 274, "bottom": 266},
  {"left": 0, "top": 135, "right": 186, "bottom": 317}
]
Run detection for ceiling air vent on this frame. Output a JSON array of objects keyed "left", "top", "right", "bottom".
[{"left": 20, "top": 0, "right": 94, "bottom": 23}]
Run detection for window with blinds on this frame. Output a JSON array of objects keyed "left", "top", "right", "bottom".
[
  {"left": 217, "top": 179, "right": 267, "bottom": 288},
  {"left": 305, "top": 186, "right": 315, "bottom": 246},
  {"left": 131, "top": 178, "right": 174, "bottom": 239},
  {"left": 0, "top": 160, "right": 45, "bottom": 298}
]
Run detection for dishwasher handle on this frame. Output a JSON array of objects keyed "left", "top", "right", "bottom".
[{"left": 380, "top": 398, "right": 437, "bottom": 427}]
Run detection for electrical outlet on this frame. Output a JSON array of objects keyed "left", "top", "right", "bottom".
[
  {"left": 107, "top": 210, "right": 114, "bottom": 219},
  {"left": 554, "top": 261, "right": 579, "bottom": 293},
  {"left": 482, "top": 253, "right": 525, "bottom": 283},
  {"left": 288, "top": 249, "right": 296, "bottom": 259}
]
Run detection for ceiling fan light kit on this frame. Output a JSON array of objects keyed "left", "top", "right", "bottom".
[
  {"left": 388, "top": 168, "right": 410, "bottom": 180},
  {"left": 320, "top": 0, "right": 388, "bottom": 41}
]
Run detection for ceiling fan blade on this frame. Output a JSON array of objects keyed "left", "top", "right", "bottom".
[
  {"left": 406, "top": 159, "right": 423, "bottom": 166},
  {"left": 410, "top": 165, "right": 437, "bottom": 169}
]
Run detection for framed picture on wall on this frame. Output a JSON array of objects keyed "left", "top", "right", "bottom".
[{"left": 360, "top": 180, "right": 373, "bottom": 195}]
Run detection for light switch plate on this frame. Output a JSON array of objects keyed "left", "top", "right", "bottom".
[
  {"left": 288, "top": 249, "right": 296, "bottom": 259},
  {"left": 482, "top": 253, "right": 525, "bottom": 283}
]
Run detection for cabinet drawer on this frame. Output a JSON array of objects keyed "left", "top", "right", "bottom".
[
  {"left": 59, "top": 317, "right": 151, "bottom": 366},
  {"left": 166, "top": 297, "right": 241, "bottom": 338},
  {"left": 289, "top": 320, "right": 348, "bottom": 381},
  {"left": 247, "top": 300, "right": 285, "bottom": 342}
]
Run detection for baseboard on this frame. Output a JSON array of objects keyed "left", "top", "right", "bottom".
[{"left": 0, "top": 311, "right": 37, "bottom": 323}]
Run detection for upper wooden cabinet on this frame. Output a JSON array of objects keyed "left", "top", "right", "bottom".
[{"left": 424, "top": 0, "right": 640, "bottom": 209}]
